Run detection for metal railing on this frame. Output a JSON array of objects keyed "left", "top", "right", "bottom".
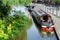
[{"left": 38, "top": 4, "right": 60, "bottom": 17}]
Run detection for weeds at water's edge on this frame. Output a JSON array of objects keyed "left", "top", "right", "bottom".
[
  {"left": 25, "top": 19, "right": 32, "bottom": 30},
  {"left": 12, "top": 19, "right": 32, "bottom": 40}
]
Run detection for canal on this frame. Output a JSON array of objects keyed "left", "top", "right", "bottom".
[
  {"left": 27, "top": 18, "right": 57, "bottom": 40},
  {"left": 27, "top": 11, "right": 58, "bottom": 40},
  {"left": 12, "top": 6, "right": 58, "bottom": 40}
]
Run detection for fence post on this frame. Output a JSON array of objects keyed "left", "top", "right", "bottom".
[{"left": 56, "top": 7, "right": 58, "bottom": 16}]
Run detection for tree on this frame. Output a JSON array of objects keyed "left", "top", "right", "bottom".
[
  {"left": 19, "top": 0, "right": 32, "bottom": 5},
  {"left": 2, "top": 0, "right": 32, "bottom": 6},
  {"left": 0, "top": 0, "right": 11, "bottom": 19},
  {"left": 53, "top": 0, "right": 60, "bottom": 5},
  {"left": 0, "top": 0, "right": 32, "bottom": 40}
]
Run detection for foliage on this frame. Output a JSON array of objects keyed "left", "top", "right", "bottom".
[
  {"left": 0, "top": 10, "right": 29, "bottom": 40},
  {"left": 19, "top": 0, "right": 32, "bottom": 5},
  {"left": 0, "top": 0, "right": 32, "bottom": 40},
  {"left": 0, "top": 0, "right": 11, "bottom": 19},
  {"left": 53, "top": 0, "right": 60, "bottom": 5},
  {"left": 0, "top": 0, "right": 32, "bottom": 19},
  {"left": 2, "top": 0, "right": 32, "bottom": 6},
  {"left": 2, "top": 0, "right": 20, "bottom": 6}
]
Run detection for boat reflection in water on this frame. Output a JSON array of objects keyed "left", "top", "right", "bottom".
[
  {"left": 27, "top": 20, "right": 57, "bottom": 40},
  {"left": 27, "top": 10, "right": 58, "bottom": 40}
]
